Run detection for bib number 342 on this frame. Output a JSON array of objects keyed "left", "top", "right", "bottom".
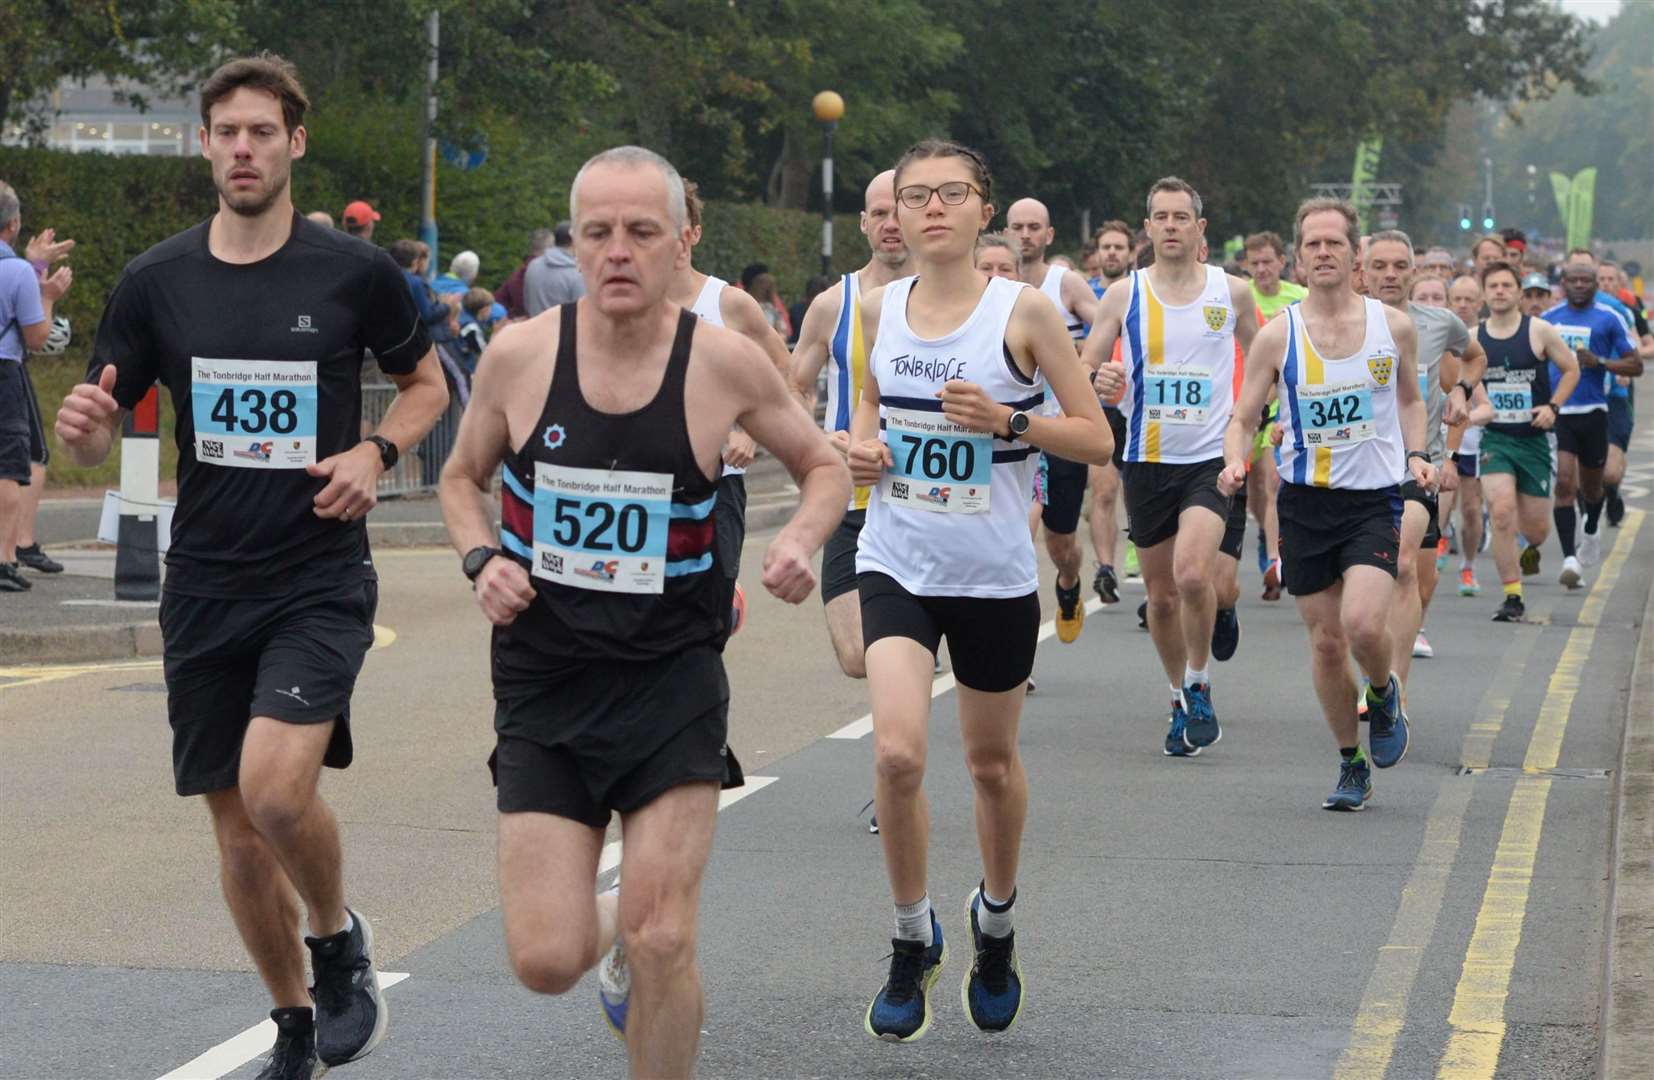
[{"left": 190, "top": 357, "right": 318, "bottom": 469}]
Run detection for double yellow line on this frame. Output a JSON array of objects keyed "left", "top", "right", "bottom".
[{"left": 1336, "top": 509, "right": 1644, "bottom": 1080}]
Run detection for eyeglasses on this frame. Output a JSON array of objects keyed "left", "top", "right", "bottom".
[{"left": 897, "top": 182, "right": 986, "bottom": 210}]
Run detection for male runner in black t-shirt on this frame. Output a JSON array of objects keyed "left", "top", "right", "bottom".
[{"left": 54, "top": 55, "right": 448, "bottom": 1080}]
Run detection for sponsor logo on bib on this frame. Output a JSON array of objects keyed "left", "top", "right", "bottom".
[{"left": 1367, "top": 353, "right": 1395, "bottom": 387}]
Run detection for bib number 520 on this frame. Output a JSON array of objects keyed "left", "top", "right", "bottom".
[
  {"left": 551, "top": 497, "right": 648, "bottom": 553},
  {"left": 209, "top": 387, "right": 301, "bottom": 435}
]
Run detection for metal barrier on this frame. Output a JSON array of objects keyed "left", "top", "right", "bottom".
[{"left": 362, "top": 374, "right": 465, "bottom": 497}]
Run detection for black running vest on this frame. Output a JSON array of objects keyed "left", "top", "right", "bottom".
[
  {"left": 493, "top": 304, "right": 725, "bottom": 675},
  {"left": 1478, "top": 316, "right": 1552, "bottom": 438}
]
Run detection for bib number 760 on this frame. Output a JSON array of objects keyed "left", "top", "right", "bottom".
[{"left": 897, "top": 434, "right": 976, "bottom": 482}]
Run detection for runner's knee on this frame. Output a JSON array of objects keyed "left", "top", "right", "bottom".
[
  {"left": 623, "top": 907, "right": 697, "bottom": 977},
  {"left": 874, "top": 737, "right": 926, "bottom": 791},
  {"left": 510, "top": 938, "right": 595, "bottom": 996}
]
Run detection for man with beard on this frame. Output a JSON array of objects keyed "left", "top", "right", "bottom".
[{"left": 54, "top": 54, "right": 449, "bottom": 1079}]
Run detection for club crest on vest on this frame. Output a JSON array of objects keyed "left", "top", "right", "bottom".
[
  {"left": 1367, "top": 353, "right": 1394, "bottom": 387},
  {"left": 542, "top": 423, "right": 567, "bottom": 451},
  {"left": 1202, "top": 305, "right": 1227, "bottom": 332}
]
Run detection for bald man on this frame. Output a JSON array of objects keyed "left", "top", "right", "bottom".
[
  {"left": 305, "top": 210, "right": 335, "bottom": 229},
  {"left": 1006, "top": 196, "right": 1101, "bottom": 644},
  {"left": 790, "top": 170, "right": 911, "bottom": 680}
]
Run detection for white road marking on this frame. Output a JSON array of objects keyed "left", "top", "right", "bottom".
[
  {"left": 826, "top": 597, "right": 1105, "bottom": 740},
  {"left": 598, "top": 776, "right": 779, "bottom": 877},
  {"left": 155, "top": 972, "right": 411, "bottom": 1080}
]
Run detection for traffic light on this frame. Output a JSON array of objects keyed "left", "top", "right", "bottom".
[
  {"left": 1481, "top": 205, "right": 1495, "bottom": 230},
  {"left": 1458, "top": 205, "right": 1472, "bottom": 231}
]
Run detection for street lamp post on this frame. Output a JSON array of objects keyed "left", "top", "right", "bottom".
[{"left": 813, "top": 90, "right": 844, "bottom": 277}]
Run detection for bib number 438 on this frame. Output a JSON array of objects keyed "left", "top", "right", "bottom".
[{"left": 209, "top": 387, "right": 301, "bottom": 435}]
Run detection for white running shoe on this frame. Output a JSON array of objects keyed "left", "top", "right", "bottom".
[
  {"left": 1579, "top": 525, "right": 1602, "bottom": 566},
  {"left": 1412, "top": 631, "right": 1433, "bottom": 659},
  {"left": 1559, "top": 555, "right": 1584, "bottom": 590}
]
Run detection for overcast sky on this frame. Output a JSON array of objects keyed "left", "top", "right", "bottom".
[{"left": 1556, "top": 0, "right": 1621, "bottom": 23}]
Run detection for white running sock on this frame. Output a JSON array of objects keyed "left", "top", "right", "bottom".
[
  {"left": 895, "top": 896, "right": 934, "bottom": 944},
  {"left": 977, "top": 888, "right": 1014, "bottom": 938},
  {"left": 1169, "top": 683, "right": 1182, "bottom": 708},
  {"left": 1184, "top": 666, "right": 1209, "bottom": 688}
]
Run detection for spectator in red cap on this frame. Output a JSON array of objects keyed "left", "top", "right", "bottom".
[{"left": 342, "top": 200, "right": 379, "bottom": 242}]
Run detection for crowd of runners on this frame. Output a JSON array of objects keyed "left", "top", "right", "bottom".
[{"left": 38, "top": 52, "right": 1654, "bottom": 1079}]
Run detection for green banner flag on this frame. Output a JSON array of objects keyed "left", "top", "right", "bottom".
[
  {"left": 1349, "top": 136, "right": 1384, "bottom": 234},
  {"left": 1550, "top": 168, "right": 1597, "bottom": 250}
]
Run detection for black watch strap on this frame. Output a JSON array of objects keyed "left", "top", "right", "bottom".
[
  {"left": 365, "top": 434, "right": 398, "bottom": 470},
  {"left": 1407, "top": 450, "right": 1430, "bottom": 463},
  {"left": 1455, "top": 379, "right": 1474, "bottom": 396},
  {"left": 463, "top": 545, "right": 504, "bottom": 581}
]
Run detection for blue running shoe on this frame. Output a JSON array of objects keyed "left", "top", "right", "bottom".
[
  {"left": 1164, "top": 702, "right": 1199, "bottom": 757},
  {"left": 1367, "top": 675, "right": 1410, "bottom": 768},
  {"left": 1323, "top": 753, "right": 1373, "bottom": 811},
  {"left": 1181, "top": 683, "right": 1221, "bottom": 749},
  {"left": 597, "top": 933, "right": 628, "bottom": 1039},
  {"left": 962, "top": 886, "right": 1024, "bottom": 1032},
  {"left": 865, "top": 913, "right": 945, "bottom": 1042}
]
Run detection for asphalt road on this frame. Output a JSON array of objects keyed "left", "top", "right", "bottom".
[{"left": 3, "top": 436, "right": 1652, "bottom": 1080}]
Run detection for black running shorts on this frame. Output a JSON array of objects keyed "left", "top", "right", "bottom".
[
  {"left": 1121, "top": 457, "right": 1231, "bottom": 550},
  {"left": 159, "top": 577, "right": 377, "bottom": 796},
  {"left": 1552, "top": 410, "right": 1609, "bottom": 470},
  {"left": 713, "top": 472, "right": 746, "bottom": 624},
  {"left": 1454, "top": 451, "right": 1479, "bottom": 479},
  {"left": 19, "top": 361, "right": 49, "bottom": 466},
  {"left": 1608, "top": 395, "right": 1633, "bottom": 451},
  {"left": 1401, "top": 479, "right": 1441, "bottom": 550},
  {"left": 1220, "top": 489, "right": 1248, "bottom": 561},
  {"left": 821, "top": 509, "right": 864, "bottom": 604},
  {"left": 490, "top": 644, "right": 742, "bottom": 828},
  {"left": 0, "top": 362, "right": 32, "bottom": 484},
  {"left": 1040, "top": 452, "right": 1089, "bottom": 534},
  {"left": 1104, "top": 406, "right": 1127, "bottom": 469},
  {"left": 1277, "top": 483, "right": 1403, "bottom": 597},
  {"left": 858, "top": 572, "right": 1039, "bottom": 693}
]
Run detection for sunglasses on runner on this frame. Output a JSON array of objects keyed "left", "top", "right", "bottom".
[{"left": 897, "top": 182, "right": 987, "bottom": 210}]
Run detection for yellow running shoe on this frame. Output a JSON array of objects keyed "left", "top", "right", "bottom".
[{"left": 1055, "top": 580, "right": 1084, "bottom": 643}]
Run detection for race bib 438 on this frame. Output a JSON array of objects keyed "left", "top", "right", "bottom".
[{"left": 191, "top": 357, "right": 317, "bottom": 469}]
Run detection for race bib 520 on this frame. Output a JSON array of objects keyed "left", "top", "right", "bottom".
[{"left": 531, "top": 463, "right": 671, "bottom": 594}]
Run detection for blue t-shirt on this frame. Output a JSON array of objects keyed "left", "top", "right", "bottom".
[
  {"left": 1542, "top": 299, "right": 1636, "bottom": 412},
  {"left": 1596, "top": 291, "right": 1638, "bottom": 399},
  {"left": 0, "top": 240, "right": 46, "bottom": 362}
]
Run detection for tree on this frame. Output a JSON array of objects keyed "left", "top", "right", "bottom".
[{"left": 1, "top": 1, "right": 242, "bottom": 138}]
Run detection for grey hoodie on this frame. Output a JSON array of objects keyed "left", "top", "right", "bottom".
[{"left": 523, "top": 246, "right": 585, "bottom": 316}]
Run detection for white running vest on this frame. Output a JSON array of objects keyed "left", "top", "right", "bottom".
[
  {"left": 1040, "top": 264, "right": 1086, "bottom": 340},
  {"left": 688, "top": 275, "right": 744, "bottom": 478},
  {"left": 1277, "top": 298, "right": 1406, "bottom": 490},
  {"left": 1118, "top": 265, "right": 1238, "bottom": 463},
  {"left": 857, "top": 275, "right": 1044, "bottom": 598},
  {"left": 824, "top": 272, "right": 872, "bottom": 511}
]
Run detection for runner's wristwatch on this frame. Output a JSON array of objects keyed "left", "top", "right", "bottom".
[
  {"left": 1005, "top": 409, "right": 1031, "bottom": 439},
  {"left": 463, "top": 545, "right": 504, "bottom": 582},
  {"left": 365, "top": 434, "right": 398, "bottom": 470}
]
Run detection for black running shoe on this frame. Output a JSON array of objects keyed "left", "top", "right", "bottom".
[
  {"left": 254, "top": 1008, "right": 323, "bottom": 1080},
  {"left": 1492, "top": 594, "right": 1524, "bottom": 623},
  {"left": 15, "top": 544, "right": 63, "bottom": 574},
  {"left": 306, "top": 909, "right": 386, "bottom": 1066},
  {"left": 1092, "top": 563, "right": 1119, "bottom": 605},
  {"left": 1136, "top": 600, "right": 1148, "bottom": 630},
  {"left": 1211, "top": 607, "right": 1240, "bottom": 662},
  {"left": 0, "top": 562, "right": 31, "bottom": 592},
  {"left": 1607, "top": 491, "right": 1625, "bottom": 528}
]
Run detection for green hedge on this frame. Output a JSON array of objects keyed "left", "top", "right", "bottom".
[{"left": 1, "top": 142, "right": 870, "bottom": 486}]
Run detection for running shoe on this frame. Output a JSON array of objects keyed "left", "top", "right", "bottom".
[
  {"left": 597, "top": 929, "right": 629, "bottom": 1038},
  {"left": 1579, "top": 524, "right": 1602, "bottom": 566},
  {"left": 1412, "top": 631, "right": 1433, "bottom": 659},
  {"left": 1123, "top": 542, "right": 1140, "bottom": 579},
  {"left": 1261, "top": 558, "right": 1283, "bottom": 602},
  {"left": 1459, "top": 567, "right": 1480, "bottom": 596},
  {"left": 730, "top": 582, "right": 747, "bottom": 635},
  {"left": 1446, "top": 522, "right": 1459, "bottom": 556},
  {"left": 1559, "top": 556, "right": 1583, "bottom": 590},
  {"left": 1493, "top": 594, "right": 1525, "bottom": 623},
  {"left": 860, "top": 798, "right": 879, "bottom": 835},
  {"left": 1323, "top": 753, "right": 1373, "bottom": 812},
  {"left": 1211, "top": 607, "right": 1240, "bottom": 662},
  {"left": 962, "top": 886, "right": 1024, "bottom": 1033},
  {"left": 0, "top": 563, "right": 29, "bottom": 592},
  {"left": 1093, "top": 563, "right": 1119, "bottom": 606},
  {"left": 1435, "top": 536, "right": 1449, "bottom": 573},
  {"left": 15, "top": 544, "right": 63, "bottom": 574},
  {"left": 1181, "top": 683, "right": 1221, "bottom": 749},
  {"left": 1026, "top": 677, "right": 1037, "bottom": 694},
  {"left": 1136, "top": 600, "right": 1148, "bottom": 630},
  {"left": 1164, "top": 701, "right": 1199, "bottom": 757},
  {"left": 305, "top": 908, "right": 387, "bottom": 1067},
  {"left": 255, "top": 1008, "right": 323, "bottom": 1080},
  {"left": 1055, "top": 580, "right": 1084, "bottom": 643},
  {"left": 1607, "top": 491, "right": 1625, "bottom": 528},
  {"left": 1366, "top": 676, "right": 1410, "bottom": 769},
  {"left": 1256, "top": 528, "right": 1269, "bottom": 575},
  {"left": 865, "top": 913, "right": 946, "bottom": 1043},
  {"left": 1479, "top": 512, "right": 1490, "bottom": 553},
  {"left": 1520, "top": 543, "right": 1541, "bottom": 577}
]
